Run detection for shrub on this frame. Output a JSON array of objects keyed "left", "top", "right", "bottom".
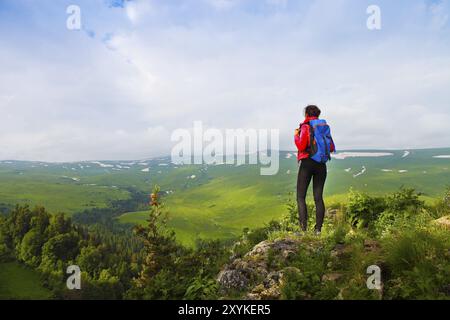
[
  {"left": 346, "top": 189, "right": 386, "bottom": 229},
  {"left": 385, "top": 187, "right": 424, "bottom": 213},
  {"left": 280, "top": 242, "right": 338, "bottom": 300},
  {"left": 374, "top": 188, "right": 429, "bottom": 237},
  {"left": 433, "top": 187, "right": 450, "bottom": 218},
  {"left": 184, "top": 274, "right": 219, "bottom": 300},
  {"left": 329, "top": 220, "right": 350, "bottom": 245}
]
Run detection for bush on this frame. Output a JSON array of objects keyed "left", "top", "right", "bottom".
[
  {"left": 280, "top": 242, "right": 338, "bottom": 300},
  {"left": 346, "top": 189, "right": 386, "bottom": 229},
  {"left": 433, "top": 187, "right": 450, "bottom": 218},
  {"left": 184, "top": 275, "right": 219, "bottom": 300},
  {"left": 329, "top": 220, "right": 350, "bottom": 245},
  {"left": 374, "top": 188, "right": 428, "bottom": 237},
  {"left": 385, "top": 187, "right": 424, "bottom": 213}
]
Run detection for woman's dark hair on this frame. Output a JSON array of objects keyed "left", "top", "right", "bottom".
[{"left": 304, "top": 105, "right": 321, "bottom": 117}]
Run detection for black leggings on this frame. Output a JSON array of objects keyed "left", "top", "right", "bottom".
[{"left": 296, "top": 158, "right": 327, "bottom": 231}]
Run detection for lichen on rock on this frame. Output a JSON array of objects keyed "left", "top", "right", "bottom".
[{"left": 217, "top": 238, "right": 303, "bottom": 299}]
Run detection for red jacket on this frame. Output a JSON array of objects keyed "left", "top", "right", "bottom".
[{"left": 294, "top": 116, "right": 335, "bottom": 161}]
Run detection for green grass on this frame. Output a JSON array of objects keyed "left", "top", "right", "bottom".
[
  {"left": 116, "top": 149, "right": 450, "bottom": 245},
  {"left": 0, "top": 167, "right": 130, "bottom": 215},
  {"left": 0, "top": 262, "right": 52, "bottom": 300}
]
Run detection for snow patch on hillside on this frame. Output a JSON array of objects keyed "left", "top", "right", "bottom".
[
  {"left": 62, "top": 176, "right": 80, "bottom": 182},
  {"left": 91, "top": 161, "right": 114, "bottom": 168},
  {"left": 141, "top": 168, "right": 150, "bottom": 172},
  {"left": 121, "top": 162, "right": 136, "bottom": 166},
  {"left": 332, "top": 152, "right": 394, "bottom": 160},
  {"left": 433, "top": 155, "right": 450, "bottom": 159},
  {"left": 402, "top": 151, "right": 410, "bottom": 158},
  {"left": 353, "top": 166, "right": 366, "bottom": 178}
]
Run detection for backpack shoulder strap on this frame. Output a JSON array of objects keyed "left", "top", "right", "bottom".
[
  {"left": 299, "top": 121, "right": 310, "bottom": 129},
  {"left": 299, "top": 121, "right": 315, "bottom": 155}
]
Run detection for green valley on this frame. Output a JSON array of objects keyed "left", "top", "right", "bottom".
[{"left": 1, "top": 148, "right": 450, "bottom": 246}]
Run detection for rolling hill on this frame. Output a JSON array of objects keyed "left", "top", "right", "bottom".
[{"left": 1, "top": 148, "right": 449, "bottom": 245}]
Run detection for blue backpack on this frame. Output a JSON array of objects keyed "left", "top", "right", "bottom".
[{"left": 301, "top": 119, "right": 334, "bottom": 164}]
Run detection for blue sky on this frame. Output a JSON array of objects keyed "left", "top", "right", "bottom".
[{"left": 0, "top": 0, "right": 449, "bottom": 161}]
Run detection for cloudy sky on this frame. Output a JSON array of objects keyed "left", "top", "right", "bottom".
[{"left": 0, "top": 0, "right": 449, "bottom": 162}]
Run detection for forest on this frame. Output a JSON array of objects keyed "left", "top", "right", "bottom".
[{"left": 0, "top": 185, "right": 449, "bottom": 300}]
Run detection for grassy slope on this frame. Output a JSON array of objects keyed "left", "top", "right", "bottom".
[
  {"left": 118, "top": 149, "right": 450, "bottom": 245},
  {"left": 0, "top": 262, "right": 52, "bottom": 300},
  {"left": 0, "top": 165, "right": 130, "bottom": 215}
]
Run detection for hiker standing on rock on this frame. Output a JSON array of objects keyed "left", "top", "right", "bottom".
[{"left": 294, "top": 105, "right": 335, "bottom": 235}]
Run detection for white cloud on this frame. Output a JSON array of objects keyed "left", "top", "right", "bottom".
[
  {"left": 125, "top": 0, "right": 153, "bottom": 25},
  {"left": 0, "top": 0, "right": 450, "bottom": 161}
]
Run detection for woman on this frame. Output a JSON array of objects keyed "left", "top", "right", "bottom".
[{"left": 294, "top": 105, "right": 335, "bottom": 235}]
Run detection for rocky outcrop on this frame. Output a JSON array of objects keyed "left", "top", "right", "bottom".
[
  {"left": 217, "top": 238, "right": 302, "bottom": 299},
  {"left": 434, "top": 216, "right": 450, "bottom": 229},
  {"left": 217, "top": 238, "right": 332, "bottom": 300}
]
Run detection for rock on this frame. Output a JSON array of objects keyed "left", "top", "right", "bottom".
[
  {"left": 247, "top": 283, "right": 281, "bottom": 300},
  {"left": 257, "top": 285, "right": 281, "bottom": 300},
  {"left": 364, "top": 239, "right": 381, "bottom": 252},
  {"left": 217, "top": 258, "right": 268, "bottom": 290},
  {"left": 263, "top": 271, "right": 281, "bottom": 287},
  {"left": 331, "top": 244, "right": 352, "bottom": 258},
  {"left": 246, "top": 268, "right": 301, "bottom": 300},
  {"left": 218, "top": 238, "right": 302, "bottom": 298},
  {"left": 322, "top": 273, "right": 344, "bottom": 282},
  {"left": 217, "top": 268, "right": 250, "bottom": 291},
  {"left": 246, "top": 238, "right": 301, "bottom": 259},
  {"left": 434, "top": 216, "right": 450, "bottom": 229}
]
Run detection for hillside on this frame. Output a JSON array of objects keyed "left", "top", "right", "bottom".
[
  {"left": 1, "top": 148, "right": 450, "bottom": 245},
  {"left": 1, "top": 187, "right": 448, "bottom": 300}
]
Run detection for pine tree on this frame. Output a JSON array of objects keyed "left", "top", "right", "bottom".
[{"left": 132, "top": 186, "right": 181, "bottom": 294}]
